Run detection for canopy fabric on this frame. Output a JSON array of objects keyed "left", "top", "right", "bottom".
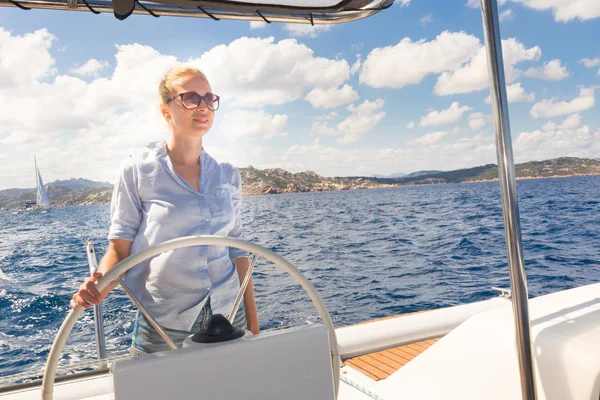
[
  {"left": 153, "top": 0, "right": 378, "bottom": 12},
  {"left": 1, "top": 0, "right": 394, "bottom": 22}
]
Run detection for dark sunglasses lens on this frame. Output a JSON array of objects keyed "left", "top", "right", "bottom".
[{"left": 181, "top": 92, "right": 201, "bottom": 109}]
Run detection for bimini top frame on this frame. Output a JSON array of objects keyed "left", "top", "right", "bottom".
[{"left": 0, "top": 0, "right": 394, "bottom": 24}]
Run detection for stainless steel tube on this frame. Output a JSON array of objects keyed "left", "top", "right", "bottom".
[
  {"left": 228, "top": 254, "right": 259, "bottom": 323},
  {"left": 480, "top": 0, "right": 537, "bottom": 399},
  {"left": 0, "top": 0, "right": 392, "bottom": 24},
  {"left": 85, "top": 241, "right": 107, "bottom": 363},
  {"left": 117, "top": 277, "right": 177, "bottom": 350}
]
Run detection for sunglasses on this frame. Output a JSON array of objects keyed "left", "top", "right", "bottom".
[{"left": 166, "top": 92, "right": 220, "bottom": 111}]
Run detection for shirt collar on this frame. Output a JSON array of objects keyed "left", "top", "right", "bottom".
[{"left": 152, "top": 140, "right": 209, "bottom": 194}]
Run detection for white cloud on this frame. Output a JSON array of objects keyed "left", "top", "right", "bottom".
[
  {"left": 350, "top": 55, "right": 361, "bottom": 75},
  {"left": 359, "top": 31, "right": 481, "bottom": 89},
  {"left": 435, "top": 38, "right": 541, "bottom": 95},
  {"left": 397, "top": 133, "right": 496, "bottom": 171},
  {"left": 579, "top": 57, "right": 600, "bottom": 68},
  {"left": 1, "top": 130, "right": 48, "bottom": 145},
  {"left": 69, "top": 59, "right": 109, "bottom": 77},
  {"left": 280, "top": 138, "right": 344, "bottom": 173},
  {"left": 419, "top": 102, "right": 473, "bottom": 127},
  {"left": 311, "top": 121, "right": 338, "bottom": 136},
  {"left": 579, "top": 57, "right": 600, "bottom": 75},
  {"left": 192, "top": 36, "right": 350, "bottom": 107},
  {"left": 485, "top": 82, "right": 535, "bottom": 104},
  {"left": 219, "top": 109, "right": 288, "bottom": 142},
  {"left": 304, "top": 85, "right": 359, "bottom": 109},
  {"left": 0, "top": 30, "right": 355, "bottom": 188},
  {"left": 409, "top": 130, "right": 450, "bottom": 145},
  {"left": 242, "top": 132, "right": 499, "bottom": 180},
  {"left": 0, "top": 106, "right": 168, "bottom": 189},
  {"left": 509, "top": 0, "right": 600, "bottom": 22},
  {"left": 337, "top": 99, "right": 386, "bottom": 144},
  {"left": 278, "top": 133, "right": 496, "bottom": 179},
  {"left": 524, "top": 59, "right": 570, "bottom": 80},
  {"left": 541, "top": 113, "right": 582, "bottom": 131},
  {"left": 468, "top": 113, "right": 487, "bottom": 131},
  {"left": 314, "top": 111, "right": 339, "bottom": 121},
  {"left": 530, "top": 88, "right": 595, "bottom": 119},
  {"left": 0, "top": 28, "right": 56, "bottom": 89},
  {"left": 0, "top": 42, "right": 175, "bottom": 138},
  {"left": 309, "top": 99, "right": 385, "bottom": 143},
  {"left": 283, "top": 24, "right": 333, "bottom": 38},
  {"left": 506, "top": 82, "right": 535, "bottom": 103},
  {"left": 514, "top": 125, "right": 600, "bottom": 162},
  {"left": 500, "top": 9, "right": 515, "bottom": 21},
  {"left": 420, "top": 14, "right": 433, "bottom": 26},
  {"left": 406, "top": 121, "right": 415, "bottom": 129},
  {"left": 250, "top": 21, "right": 268, "bottom": 29},
  {"left": 397, "top": 0, "right": 411, "bottom": 6},
  {"left": 214, "top": 120, "right": 597, "bottom": 179}
]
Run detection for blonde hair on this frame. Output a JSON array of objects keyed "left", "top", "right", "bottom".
[{"left": 158, "top": 66, "right": 208, "bottom": 105}]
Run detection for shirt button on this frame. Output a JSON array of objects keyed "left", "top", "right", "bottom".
[
  {"left": 206, "top": 287, "right": 211, "bottom": 291},
  {"left": 205, "top": 218, "right": 210, "bottom": 222}
]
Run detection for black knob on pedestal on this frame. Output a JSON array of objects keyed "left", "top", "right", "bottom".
[{"left": 191, "top": 314, "right": 246, "bottom": 344}]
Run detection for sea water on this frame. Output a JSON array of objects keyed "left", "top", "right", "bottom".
[{"left": 1, "top": 175, "right": 599, "bottom": 379}]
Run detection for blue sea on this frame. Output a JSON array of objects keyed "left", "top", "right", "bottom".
[{"left": 1, "top": 176, "right": 599, "bottom": 381}]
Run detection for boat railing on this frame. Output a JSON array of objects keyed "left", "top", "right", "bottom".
[
  {"left": 481, "top": 1, "right": 536, "bottom": 398},
  {"left": 491, "top": 287, "right": 512, "bottom": 299},
  {"left": 85, "top": 242, "right": 107, "bottom": 364}
]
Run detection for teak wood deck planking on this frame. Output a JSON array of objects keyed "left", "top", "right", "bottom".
[
  {"left": 344, "top": 312, "right": 440, "bottom": 381},
  {"left": 345, "top": 338, "right": 440, "bottom": 380}
]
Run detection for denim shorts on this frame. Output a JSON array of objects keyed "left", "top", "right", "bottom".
[{"left": 130, "top": 297, "right": 247, "bottom": 355}]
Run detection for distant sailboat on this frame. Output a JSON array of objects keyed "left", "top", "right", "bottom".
[{"left": 34, "top": 156, "right": 50, "bottom": 209}]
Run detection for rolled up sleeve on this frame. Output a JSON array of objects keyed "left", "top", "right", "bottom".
[
  {"left": 108, "top": 156, "right": 142, "bottom": 241},
  {"left": 228, "top": 168, "right": 249, "bottom": 260}
]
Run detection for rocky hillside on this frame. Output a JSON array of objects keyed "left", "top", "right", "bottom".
[
  {"left": 239, "top": 166, "right": 391, "bottom": 195},
  {"left": 0, "top": 183, "right": 113, "bottom": 209},
  {"left": 1, "top": 157, "right": 598, "bottom": 208},
  {"left": 474, "top": 157, "right": 600, "bottom": 181},
  {"left": 372, "top": 157, "right": 600, "bottom": 186},
  {"left": 51, "top": 178, "right": 112, "bottom": 189}
]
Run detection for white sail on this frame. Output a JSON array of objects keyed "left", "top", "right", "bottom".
[{"left": 34, "top": 156, "right": 51, "bottom": 208}]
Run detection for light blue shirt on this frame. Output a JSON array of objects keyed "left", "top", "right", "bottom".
[{"left": 108, "top": 140, "right": 249, "bottom": 332}]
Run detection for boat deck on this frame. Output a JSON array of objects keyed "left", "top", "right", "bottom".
[
  {"left": 343, "top": 311, "right": 441, "bottom": 381},
  {"left": 345, "top": 338, "right": 440, "bottom": 380}
]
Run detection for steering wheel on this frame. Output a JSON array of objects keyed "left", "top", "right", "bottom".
[{"left": 41, "top": 235, "right": 341, "bottom": 399}]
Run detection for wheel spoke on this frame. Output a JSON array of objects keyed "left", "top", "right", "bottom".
[
  {"left": 228, "top": 253, "right": 259, "bottom": 323},
  {"left": 118, "top": 277, "right": 177, "bottom": 350}
]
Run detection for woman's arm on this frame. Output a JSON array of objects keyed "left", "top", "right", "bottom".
[
  {"left": 71, "top": 239, "right": 132, "bottom": 309},
  {"left": 232, "top": 256, "right": 260, "bottom": 335}
]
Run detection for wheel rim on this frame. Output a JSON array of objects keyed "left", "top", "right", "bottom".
[{"left": 42, "top": 235, "right": 341, "bottom": 399}]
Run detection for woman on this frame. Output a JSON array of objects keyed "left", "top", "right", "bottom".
[{"left": 71, "top": 66, "right": 259, "bottom": 354}]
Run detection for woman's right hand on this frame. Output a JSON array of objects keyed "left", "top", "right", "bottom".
[{"left": 71, "top": 272, "right": 105, "bottom": 309}]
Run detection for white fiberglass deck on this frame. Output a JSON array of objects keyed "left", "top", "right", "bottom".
[
  {"left": 342, "top": 283, "right": 600, "bottom": 400},
  {"left": 2, "top": 284, "right": 599, "bottom": 400}
]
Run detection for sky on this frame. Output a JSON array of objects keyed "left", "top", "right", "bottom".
[{"left": 0, "top": 0, "right": 599, "bottom": 189}]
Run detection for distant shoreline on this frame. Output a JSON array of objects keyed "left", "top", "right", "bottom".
[
  {"left": 2, "top": 155, "right": 599, "bottom": 209},
  {"left": 2, "top": 172, "right": 597, "bottom": 210},
  {"left": 463, "top": 172, "right": 600, "bottom": 184}
]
